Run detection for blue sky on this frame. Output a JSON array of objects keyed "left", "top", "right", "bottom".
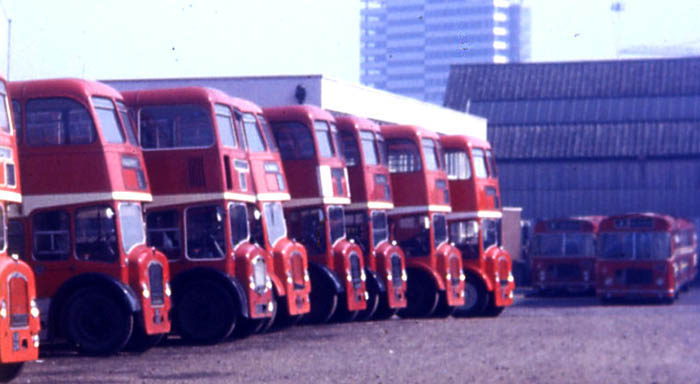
[{"left": 1, "top": 0, "right": 699, "bottom": 82}]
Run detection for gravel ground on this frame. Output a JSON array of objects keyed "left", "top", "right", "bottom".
[{"left": 16, "top": 282, "right": 700, "bottom": 384}]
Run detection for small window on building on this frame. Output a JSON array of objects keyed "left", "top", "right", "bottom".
[
  {"left": 147, "top": 210, "right": 181, "bottom": 261},
  {"left": 33, "top": 210, "right": 70, "bottom": 261}
]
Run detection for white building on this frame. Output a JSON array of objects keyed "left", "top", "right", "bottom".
[{"left": 104, "top": 74, "right": 487, "bottom": 140}]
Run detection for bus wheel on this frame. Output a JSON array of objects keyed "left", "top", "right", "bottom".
[
  {"left": 0, "top": 363, "right": 23, "bottom": 383},
  {"left": 356, "top": 285, "right": 380, "bottom": 321},
  {"left": 372, "top": 291, "right": 398, "bottom": 320},
  {"left": 62, "top": 288, "right": 134, "bottom": 355},
  {"left": 397, "top": 270, "right": 439, "bottom": 318},
  {"left": 125, "top": 319, "right": 165, "bottom": 353},
  {"left": 482, "top": 293, "right": 505, "bottom": 317},
  {"left": 303, "top": 268, "right": 339, "bottom": 324},
  {"left": 175, "top": 281, "right": 237, "bottom": 344},
  {"left": 271, "top": 298, "right": 303, "bottom": 329},
  {"left": 330, "top": 294, "right": 359, "bottom": 323},
  {"left": 432, "top": 291, "right": 456, "bottom": 318},
  {"left": 453, "top": 278, "right": 487, "bottom": 317},
  {"left": 257, "top": 295, "right": 279, "bottom": 333}
]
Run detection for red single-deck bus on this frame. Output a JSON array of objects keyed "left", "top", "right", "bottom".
[
  {"left": 336, "top": 115, "right": 407, "bottom": 320},
  {"left": 530, "top": 216, "right": 601, "bottom": 294},
  {"left": 264, "top": 105, "right": 367, "bottom": 323},
  {"left": 441, "top": 135, "right": 514, "bottom": 317},
  {"left": 382, "top": 125, "right": 465, "bottom": 317},
  {"left": 123, "top": 87, "right": 276, "bottom": 343},
  {"left": 227, "top": 96, "right": 312, "bottom": 327},
  {"left": 0, "top": 77, "right": 40, "bottom": 382},
  {"left": 597, "top": 213, "right": 698, "bottom": 303},
  {"left": 8, "top": 79, "right": 171, "bottom": 355}
]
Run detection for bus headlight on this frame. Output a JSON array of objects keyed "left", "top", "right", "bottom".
[
  {"left": 141, "top": 283, "right": 150, "bottom": 299},
  {"left": 0, "top": 300, "right": 7, "bottom": 318},
  {"left": 30, "top": 300, "right": 39, "bottom": 318},
  {"left": 459, "top": 272, "right": 466, "bottom": 282},
  {"left": 360, "top": 271, "right": 367, "bottom": 282},
  {"left": 32, "top": 334, "right": 40, "bottom": 348},
  {"left": 507, "top": 273, "right": 514, "bottom": 283},
  {"left": 346, "top": 272, "right": 352, "bottom": 283},
  {"left": 165, "top": 283, "right": 172, "bottom": 297},
  {"left": 401, "top": 270, "right": 408, "bottom": 281},
  {"left": 304, "top": 271, "right": 310, "bottom": 282}
]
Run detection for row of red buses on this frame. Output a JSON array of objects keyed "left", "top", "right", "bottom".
[
  {"left": 0, "top": 77, "right": 40, "bottom": 382},
  {"left": 336, "top": 116, "right": 407, "bottom": 319},
  {"left": 530, "top": 216, "right": 601, "bottom": 294},
  {"left": 123, "top": 87, "right": 291, "bottom": 342},
  {"left": 597, "top": 213, "right": 697, "bottom": 303},
  {"left": 441, "top": 135, "right": 515, "bottom": 317},
  {"left": 9, "top": 79, "right": 172, "bottom": 355}
]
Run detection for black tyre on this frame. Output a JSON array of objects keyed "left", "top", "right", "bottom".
[
  {"left": 372, "top": 289, "right": 398, "bottom": 320},
  {"left": 356, "top": 273, "right": 381, "bottom": 321},
  {"left": 397, "top": 269, "right": 439, "bottom": 318},
  {"left": 432, "top": 291, "right": 456, "bottom": 318},
  {"left": 330, "top": 294, "right": 359, "bottom": 323},
  {"left": 61, "top": 288, "right": 134, "bottom": 355},
  {"left": 481, "top": 292, "right": 505, "bottom": 317},
  {"left": 453, "top": 277, "right": 488, "bottom": 318},
  {"left": 0, "top": 363, "right": 23, "bottom": 383},
  {"left": 271, "top": 297, "right": 303, "bottom": 329},
  {"left": 125, "top": 316, "right": 165, "bottom": 353},
  {"left": 303, "top": 266, "right": 339, "bottom": 324},
  {"left": 175, "top": 281, "right": 237, "bottom": 344},
  {"left": 231, "top": 317, "right": 265, "bottom": 339},
  {"left": 257, "top": 295, "right": 279, "bottom": 333}
]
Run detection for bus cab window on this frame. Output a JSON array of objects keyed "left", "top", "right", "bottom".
[
  {"left": 185, "top": 205, "right": 226, "bottom": 260},
  {"left": 146, "top": 210, "right": 181, "bottom": 261},
  {"left": 75, "top": 206, "right": 118, "bottom": 263}
]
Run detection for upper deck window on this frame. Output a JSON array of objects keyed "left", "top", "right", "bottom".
[
  {"left": 214, "top": 104, "right": 237, "bottom": 148},
  {"left": 139, "top": 105, "right": 214, "bottom": 149},
  {"left": 242, "top": 113, "right": 266, "bottom": 152},
  {"left": 421, "top": 138, "right": 441, "bottom": 171},
  {"left": 472, "top": 148, "right": 488, "bottom": 179},
  {"left": 376, "top": 132, "right": 387, "bottom": 165},
  {"left": 270, "top": 121, "right": 315, "bottom": 160},
  {"left": 11, "top": 100, "right": 20, "bottom": 140},
  {"left": 0, "top": 83, "right": 11, "bottom": 134},
  {"left": 445, "top": 150, "right": 471, "bottom": 180},
  {"left": 339, "top": 131, "right": 360, "bottom": 166},
  {"left": 26, "top": 98, "right": 96, "bottom": 146},
  {"left": 360, "top": 131, "right": 379, "bottom": 166},
  {"left": 92, "top": 97, "right": 125, "bottom": 144},
  {"left": 386, "top": 138, "right": 421, "bottom": 173},
  {"left": 485, "top": 150, "right": 498, "bottom": 177},
  {"left": 314, "top": 121, "right": 336, "bottom": 158},
  {"left": 258, "top": 115, "right": 277, "bottom": 152},
  {"left": 116, "top": 101, "right": 139, "bottom": 145},
  {"left": 75, "top": 206, "right": 118, "bottom": 262}
]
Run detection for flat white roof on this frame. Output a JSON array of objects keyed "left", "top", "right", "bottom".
[{"left": 104, "top": 74, "right": 487, "bottom": 140}]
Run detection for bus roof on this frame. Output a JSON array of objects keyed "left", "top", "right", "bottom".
[
  {"left": 263, "top": 105, "right": 335, "bottom": 124},
  {"left": 534, "top": 216, "right": 603, "bottom": 233},
  {"left": 440, "top": 134, "right": 491, "bottom": 151},
  {"left": 9, "top": 78, "right": 123, "bottom": 101},
  {"left": 121, "top": 86, "right": 233, "bottom": 107},
  {"left": 599, "top": 212, "right": 677, "bottom": 232},
  {"left": 380, "top": 124, "right": 439, "bottom": 141},
  {"left": 335, "top": 115, "right": 380, "bottom": 134}
]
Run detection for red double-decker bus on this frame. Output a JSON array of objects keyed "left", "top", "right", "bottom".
[
  {"left": 530, "top": 216, "right": 601, "bottom": 295},
  {"left": 8, "top": 79, "right": 171, "bottom": 355},
  {"left": 336, "top": 115, "right": 407, "bottom": 320},
  {"left": 382, "top": 125, "right": 465, "bottom": 317},
  {"left": 440, "top": 135, "right": 514, "bottom": 317},
  {"left": 227, "top": 96, "right": 311, "bottom": 328},
  {"left": 597, "top": 213, "right": 698, "bottom": 303},
  {"left": 0, "top": 77, "right": 40, "bottom": 382},
  {"left": 123, "top": 87, "right": 276, "bottom": 342},
  {"left": 264, "top": 105, "right": 367, "bottom": 323}
]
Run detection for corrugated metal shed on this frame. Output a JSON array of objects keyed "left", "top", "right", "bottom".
[{"left": 443, "top": 57, "right": 700, "bottom": 219}]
